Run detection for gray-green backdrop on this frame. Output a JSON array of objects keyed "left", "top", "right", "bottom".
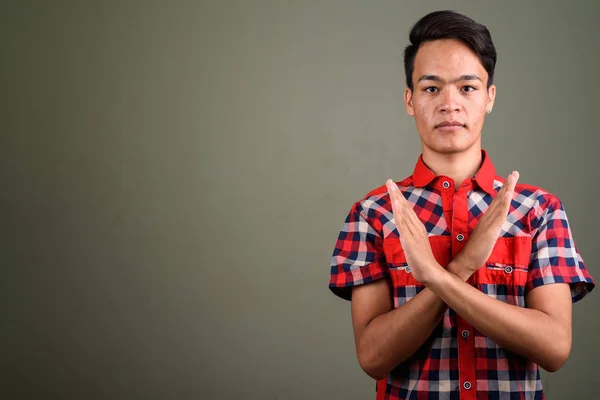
[{"left": 2, "top": 1, "right": 598, "bottom": 399}]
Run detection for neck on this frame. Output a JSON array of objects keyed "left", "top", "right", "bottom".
[{"left": 421, "top": 145, "right": 483, "bottom": 187}]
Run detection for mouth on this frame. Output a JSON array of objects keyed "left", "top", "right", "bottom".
[{"left": 435, "top": 121, "right": 465, "bottom": 131}]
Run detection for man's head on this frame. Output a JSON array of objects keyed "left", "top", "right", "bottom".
[{"left": 403, "top": 11, "right": 497, "bottom": 156}]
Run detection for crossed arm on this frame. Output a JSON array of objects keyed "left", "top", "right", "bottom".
[
  {"left": 352, "top": 173, "right": 573, "bottom": 380},
  {"left": 352, "top": 267, "right": 572, "bottom": 380}
]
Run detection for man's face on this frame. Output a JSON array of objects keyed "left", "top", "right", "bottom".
[{"left": 404, "top": 39, "right": 496, "bottom": 155}]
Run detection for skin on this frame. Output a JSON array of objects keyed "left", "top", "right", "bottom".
[
  {"left": 351, "top": 39, "right": 572, "bottom": 380},
  {"left": 406, "top": 38, "right": 496, "bottom": 186}
]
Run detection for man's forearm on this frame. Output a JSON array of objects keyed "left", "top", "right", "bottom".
[
  {"left": 359, "top": 262, "right": 471, "bottom": 380},
  {"left": 425, "top": 266, "right": 571, "bottom": 372}
]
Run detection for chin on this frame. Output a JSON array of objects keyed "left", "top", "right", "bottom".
[
  {"left": 421, "top": 131, "right": 479, "bottom": 155},
  {"left": 425, "top": 139, "right": 478, "bottom": 155},
  {"left": 430, "top": 145, "right": 467, "bottom": 155}
]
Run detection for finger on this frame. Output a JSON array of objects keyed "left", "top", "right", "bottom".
[
  {"left": 499, "top": 171, "right": 519, "bottom": 214},
  {"left": 386, "top": 179, "right": 408, "bottom": 207},
  {"left": 386, "top": 179, "right": 400, "bottom": 209},
  {"left": 498, "top": 171, "right": 519, "bottom": 208},
  {"left": 477, "top": 172, "right": 513, "bottom": 230},
  {"left": 505, "top": 170, "right": 519, "bottom": 195},
  {"left": 402, "top": 199, "right": 424, "bottom": 233},
  {"left": 387, "top": 180, "right": 424, "bottom": 235},
  {"left": 487, "top": 171, "right": 520, "bottom": 228},
  {"left": 487, "top": 171, "right": 515, "bottom": 213},
  {"left": 386, "top": 179, "right": 407, "bottom": 231},
  {"left": 387, "top": 179, "right": 412, "bottom": 215},
  {"left": 386, "top": 179, "right": 418, "bottom": 236},
  {"left": 494, "top": 172, "right": 512, "bottom": 203}
]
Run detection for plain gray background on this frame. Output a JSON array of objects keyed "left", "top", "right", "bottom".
[{"left": 1, "top": 1, "right": 598, "bottom": 399}]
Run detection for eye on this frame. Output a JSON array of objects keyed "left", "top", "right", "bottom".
[
  {"left": 424, "top": 87, "right": 438, "bottom": 93},
  {"left": 462, "top": 86, "right": 477, "bottom": 92}
]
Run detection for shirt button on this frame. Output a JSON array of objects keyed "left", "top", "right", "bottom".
[
  {"left": 461, "top": 330, "right": 470, "bottom": 339},
  {"left": 456, "top": 233, "right": 465, "bottom": 242},
  {"left": 405, "top": 266, "right": 411, "bottom": 273},
  {"left": 442, "top": 181, "right": 450, "bottom": 189},
  {"left": 463, "top": 381, "right": 472, "bottom": 390},
  {"left": 504, "top": 266, "right": 513, "bottom": 274}
]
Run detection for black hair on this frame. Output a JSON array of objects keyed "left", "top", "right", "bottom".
[{"left": 403, "top": 10, "right": 497, "bottom": 90}]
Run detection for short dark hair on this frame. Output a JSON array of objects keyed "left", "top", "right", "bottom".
[{"left": 403, "top": 10, "right": 497, "bottom": 90}]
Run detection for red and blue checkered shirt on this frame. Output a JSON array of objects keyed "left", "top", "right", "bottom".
[{"left": 329, "top": 150, "right": 595, "bottom": 400}]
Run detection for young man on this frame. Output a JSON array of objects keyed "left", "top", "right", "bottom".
[{"left": 328, "top": 10, "right": 595, "bottom": 400}]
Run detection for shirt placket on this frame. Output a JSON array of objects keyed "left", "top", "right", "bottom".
[{"left": 440, "top": 178, "right": 477, "bottom": 399}]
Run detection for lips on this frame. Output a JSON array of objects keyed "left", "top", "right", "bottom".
[{"left": 436, "top": 121, "right": 465, "bottom": 128}]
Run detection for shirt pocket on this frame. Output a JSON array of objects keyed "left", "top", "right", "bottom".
[
  {"left": 383, "top": 236, "right": 452, "bottom": 307},
  {"left": 471, "top": 236, "right": 532, "bottom": 306}
]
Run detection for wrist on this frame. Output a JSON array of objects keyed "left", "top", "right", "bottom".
[
  {"left": 421, "top": 260, "right": 446, "bottom": 286},
  {"left": 423, "top": 262, "right": 451, "bottom": 290},
  {"left": 446, "top": 259, "right": 475, "bottom": 281}
]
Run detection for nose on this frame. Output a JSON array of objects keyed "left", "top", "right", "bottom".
[{"left": 439, "top": 87, "right": 462, "bottom": 114}]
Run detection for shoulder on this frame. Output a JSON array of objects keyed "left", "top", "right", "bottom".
[
  {"left": 355, "top": 176, "right": 413, "bottom": 215},
  {"left": 494, "top": 176, "right": 566, "bottom": 224},
  {"left": 494, "top": 176, "right": 562, "bottom": 204},
  {"left": 364, "top": 175, "right": 413, "bottom": 199}
]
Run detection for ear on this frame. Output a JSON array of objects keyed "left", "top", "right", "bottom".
[
  {"left": 404, "top": 88, "right": 415, "bottom": 116},
  {"left": 486, "top": 84, "right": 496, "bottom": 113}
]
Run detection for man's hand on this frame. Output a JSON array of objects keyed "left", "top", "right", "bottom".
[
  {"left": 386, "top": 179, "right": 439, "bottom": 283},
  {"left": 451, "top": 171, "right": 519, "bottom": 277},
  {"left": 386, "top": 172, "right": 519, "bottom": 283}
]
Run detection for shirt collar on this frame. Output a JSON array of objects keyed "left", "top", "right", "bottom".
[{"left": 412, "top": 149, "right": 496, "bottom": 195}]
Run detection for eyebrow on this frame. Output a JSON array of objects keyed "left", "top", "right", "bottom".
[{"left": 417, "top": 74, "right": 482, "bottom": 84}]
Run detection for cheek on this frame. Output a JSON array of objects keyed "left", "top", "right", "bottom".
[
  {"left": 470, "top": 105, "right": 487, "bottom": 124},
  {"left": 414, "top": 103, "right": 432, "bottom": 123},
  {"left": 471, "top": 96, "right": 489, "bottom": 114}
]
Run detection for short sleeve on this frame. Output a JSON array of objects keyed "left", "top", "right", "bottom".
[
  {"left": 328, "top": 200, "right": 388, "bottom": 301},
  {"left": 527, "top": 196, "right": 595, "bottom": 303}
]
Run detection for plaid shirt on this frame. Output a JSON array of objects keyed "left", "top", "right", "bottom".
[{"left": 329, "top": 150, "right": 595, "bottom": 400}]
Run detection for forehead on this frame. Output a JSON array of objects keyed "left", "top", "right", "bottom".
[{"left": 413, "top": 39, "right": 488, "bottom": 82}]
